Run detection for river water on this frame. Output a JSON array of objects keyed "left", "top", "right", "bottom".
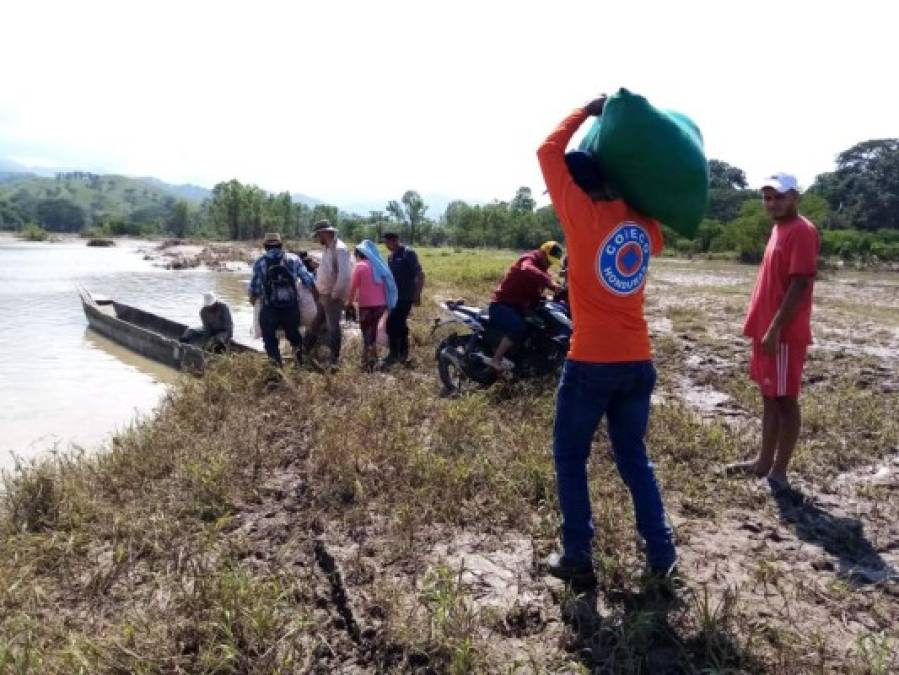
[{"left": 0, "top": 235, "right": 259, "bottom": 470}]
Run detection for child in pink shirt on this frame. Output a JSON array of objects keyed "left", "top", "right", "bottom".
[{"left": 348, "top": 247, "right": 388, "bottom": 369}]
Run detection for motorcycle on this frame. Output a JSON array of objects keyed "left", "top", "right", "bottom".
[{"left": 432, "top": 295, "right": 572, "bottom": 394}]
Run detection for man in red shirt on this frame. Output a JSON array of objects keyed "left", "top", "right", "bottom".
[
  {"left": 728, "top": 173, "right": 819, "bottom": 491},
  {"left": 485, "top": 242, "right": 562, "bottom": 371}
]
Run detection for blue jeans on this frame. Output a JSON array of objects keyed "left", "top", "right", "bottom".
[{"left": 553, "top": 359, "right": 675, "bottom": 571}]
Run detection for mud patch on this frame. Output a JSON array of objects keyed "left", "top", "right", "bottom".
[
  {"left": 678, "top": 376, "right": 732, "bottom": 413},
  {"left": 649, "top": 316, "right": 673, "bottom": 335},
  {"left": 833, "top": 449, "right": 899, "bottom": 490},
  {"left": 424, "top": 532, "right": 540, "bottom": 612},
  {"left": 676, "top": 487, "right": 899, "bottom": 659},
  {"left": 143, "top": 240, "right": 257, "bottom": 271}
]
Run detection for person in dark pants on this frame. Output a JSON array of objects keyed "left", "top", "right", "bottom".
[
  {"left": 383, "top": 232, "right": 424, "bottom": 366},
  {"left": 248, "top": 232, "right": 314, "bottom": 367},
  {"left": 537, "top": 96, "right": 677, "bottom": 586}
]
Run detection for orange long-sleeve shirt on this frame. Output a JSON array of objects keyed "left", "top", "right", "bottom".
[{"left": 537, "top": 108, "right": 663, "bottom": 363}]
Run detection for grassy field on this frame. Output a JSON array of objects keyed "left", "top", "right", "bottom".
[{"left": 1, "top": 249, "right": 897, "bottom": 673}]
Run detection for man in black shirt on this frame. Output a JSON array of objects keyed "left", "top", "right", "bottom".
[{"left": 383, "top": 232, "right": 424, "bottom": 366}]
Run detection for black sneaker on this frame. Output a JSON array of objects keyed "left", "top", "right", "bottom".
[
  {"left": 643, "top": 561, "right": 682, "bottom": 599},
  {"left": 543, "top": 552, "right": 597, "bottom": 586},
  {"left": 646, "top": 560, "right": 680, "bottom": 581}
]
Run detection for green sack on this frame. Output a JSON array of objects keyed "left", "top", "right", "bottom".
[{"left": 579, "top": 88, "right": 708, "bottom": 238}]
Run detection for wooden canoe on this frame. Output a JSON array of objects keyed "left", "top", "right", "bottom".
[{"left": 79, "top": 287, "right": 256, "bottom": 372}]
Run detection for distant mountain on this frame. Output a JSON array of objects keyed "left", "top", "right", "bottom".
[
  {"left": 0, "top": 156, "right": 471, "bottom": 222},
  {"left": 0, "top": 158, "right": 64, "bottom": 178},
  {"left": 0, "top": 172, "right": 180, "bottom": 226},
  {"left": 0, "top": 170, "right": 38, "bottom": 184},
  {"left": 138, "top": 177, "right": 211, "bottom": 202},
  {"left": 291, "top": 192, "right": 323, "bottom": 208},
  {"left": 0, "top": 158, "right": 29, "bottom": 173}
]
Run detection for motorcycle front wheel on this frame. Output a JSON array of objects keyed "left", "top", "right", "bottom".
[{"left": 436, "top": 333, "right": 496, "bottom": 395}]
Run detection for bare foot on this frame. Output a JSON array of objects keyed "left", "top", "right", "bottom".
[
  {"left": 478, "top": 354, "right": 514, "bottom": 372},
  {"left": 766, "top": 473, "right": 791, "bottom": 493}
]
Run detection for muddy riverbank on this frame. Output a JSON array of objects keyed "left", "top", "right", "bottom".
[{"left": 1, "top": 252, "right": 896, "bottom": 673}]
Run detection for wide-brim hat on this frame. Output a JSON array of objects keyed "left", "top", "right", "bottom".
[
  {"left": 263, "top": 232, "right": 283, "bottom": 246},
  {"left": 312, "top": 220, "right": 337, "bottom": 236}
]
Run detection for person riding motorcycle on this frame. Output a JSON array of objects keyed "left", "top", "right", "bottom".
[{"left": 485, "top": 241, "right": 564, "bottom": 371}]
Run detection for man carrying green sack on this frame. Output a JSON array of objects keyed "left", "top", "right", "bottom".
[
  {"left": 538, "top": 95, "right": 677, "bottom": 587},
  {"left": 579, "top": 88, "right": 708, "bottom": 238}
]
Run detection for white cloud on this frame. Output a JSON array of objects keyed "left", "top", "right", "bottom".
[{"left": 1, "top": 0, "right": 896, "bottom": 208}]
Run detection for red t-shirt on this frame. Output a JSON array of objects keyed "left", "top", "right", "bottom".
[
  {"left": 492, "top": 250, "right": 553, "bottom": 312},
  {"left": 538, "top": 108, "right": 663, "bottom": 363},
  {"left": 743, "top": 216, "right": 819, "bottom": 345}
]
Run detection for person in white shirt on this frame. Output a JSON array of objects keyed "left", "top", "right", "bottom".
[{"left": 308, "top": 220, "right": 352, "bottom": 365}]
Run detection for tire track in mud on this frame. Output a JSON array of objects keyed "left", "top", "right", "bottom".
[
  {"left": 312, "top": 538, "right": 362, "bottom": 643},
  {"left": 232, "top": 471, "right": 406, "bottom": 671}
]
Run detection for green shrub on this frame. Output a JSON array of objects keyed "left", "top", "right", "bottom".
[
  {"left": 2, "top": 462, "right": 61, "bottom": 533},
  {"left": 18, "top": 225, "right": 49, "bottom": 242},
  {"left": 79, "top": 225, "right": 109, "bottom": 239}
]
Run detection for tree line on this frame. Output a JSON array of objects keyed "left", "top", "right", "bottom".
[
  {"left": 2, "top": 138, "right": 898, "bottom": 263},
  {"left": 675, "top": 138, "right": 899, "bottom": 262},
  {"left": 187, "top": 183, "right": 565, "bottom": 251}
]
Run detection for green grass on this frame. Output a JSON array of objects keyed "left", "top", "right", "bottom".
[{"left": 1, "top": 255, "right": 897, "bottom": 673}]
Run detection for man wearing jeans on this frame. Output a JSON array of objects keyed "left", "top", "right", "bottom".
[{"left": 537, "top": 97, "right": 676, "bottom": 585}]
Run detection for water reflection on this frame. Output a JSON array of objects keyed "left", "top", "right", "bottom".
[
  {"left": 82, "top": 329, "right": 180, "bottom": 384},
  {"left": 0, "top": 235, "right": 258, "bottom": 469}
]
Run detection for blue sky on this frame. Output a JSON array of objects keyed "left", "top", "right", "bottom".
[{"left": 1, "top": 0, "right": 896, "bottom": 207}]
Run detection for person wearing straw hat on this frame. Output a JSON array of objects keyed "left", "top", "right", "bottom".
[
  {"left": 248, "top": 232, "right": 314, "bottom": 367},
  {"left": 308, "top": 220, "right": 353, "bottom": 365}
]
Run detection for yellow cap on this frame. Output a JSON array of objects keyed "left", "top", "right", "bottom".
[{"left": 540, "top": 240, "right": 563, "bottom": 265}]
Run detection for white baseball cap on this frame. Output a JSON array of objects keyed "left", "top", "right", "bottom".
[
  {"left": 203, "top": 292, "right": 217, "bottom": 307},
  {"left": 760, "top": 172, "right": 800, "bottom": 194}
]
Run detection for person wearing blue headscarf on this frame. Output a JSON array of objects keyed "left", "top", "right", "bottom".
[
  {"left": 356, "top": 239, "right": 397, "bottom": 309},
  {"left": 347, "top": 239, "right": 397, "bottom": 370}
]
